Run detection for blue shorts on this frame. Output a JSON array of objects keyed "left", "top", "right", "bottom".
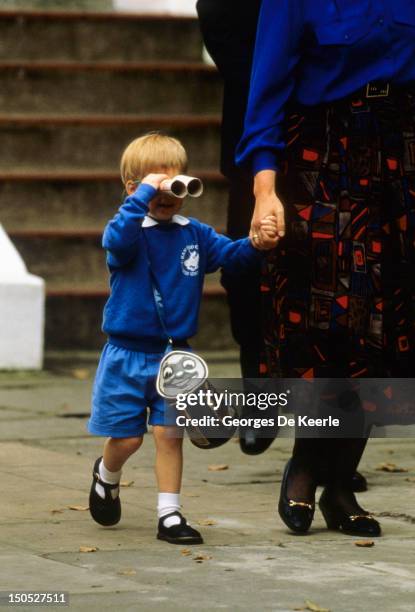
[{"left": 88, "top": 343, "right": 177, "bottom": 438}]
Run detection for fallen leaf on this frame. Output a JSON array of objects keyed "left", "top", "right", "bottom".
[
  {"left": 208, "top": 464, "right": 229, "bottom": 472},
  {"left": 79, "top": 546, "right": 98, "bottom": 553},
  {"left": 305, "top": 602, "right": 330, "bottom": 612},
  {"left": 181, "top": 548, "right": 192, "bottom": 556},
  {"left": 265, "top": 556, "right": 276, "bottom": 560},
  {"left": 355, "top": 540, "right": 375, "bottom": 548},
  {"left": 72, "top": 368, "right": 90, "bottom": 380},
  {"left": 405, "top": 477, "right": 415, "bottom": 483},
  {"left": 120, "top": 480, "right": 134, "bottom": 488},
  {"left": 117, "top": 569, "right": 136, "bottom": 576},
  {"left": 197, "top": 519, "right": 217, "bottom": 526},
  {"left": 50, "top": 508, "right": 64, "bottom": 514},
  {"left": 376, "top": 462, "right": 408, "bottom": 473},
  {"left": 68, "top": 505, "right": 89, "bottom": 512},
  {"left": 193, "top": 554, "right": 212, "bottom": 562}
]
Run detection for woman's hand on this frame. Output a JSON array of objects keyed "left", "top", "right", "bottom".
[
  {"left": 250, "top": 215, "right": 280, "bottom": 250},
  {"left": 250, "top": 170, "right": 285, "bottom": 250}
]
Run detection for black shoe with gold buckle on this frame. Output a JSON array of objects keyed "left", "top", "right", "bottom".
[
  {"left": 319, "top": 488, "right": 381, "bottom": 537},
  {"left": 278, "top": 459, "right": 315, "bottom": 534}
]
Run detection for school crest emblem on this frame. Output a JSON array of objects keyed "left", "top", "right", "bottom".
[{"left": 181, "top": 244, "right": 200, "bottom": 276}]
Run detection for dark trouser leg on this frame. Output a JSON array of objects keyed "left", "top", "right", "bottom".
[
  {"left": 222, "top": 174, "right": 279, "bottom": 453},
  {"left": 221, "top": 172, "right": 262, "bottom": 378},
  {"left": 224, "top": 272, "right": 262, "bottom": 378}
]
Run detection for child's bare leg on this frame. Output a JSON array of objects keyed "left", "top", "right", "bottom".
[
  {"left": 90, "top": 436, "right": 143, "bottom": 526},
  {"left": 153, "top": 426, "right": 202, "bottom": 543},
  {"left": 94, "top": 437, "right": 143, "bottom": 501},
  {"left": 103, "top": 436, "right": 143, "bottom": 472},
  {"left": 153, "top": 426, "right": 183, "bottom": 493}
]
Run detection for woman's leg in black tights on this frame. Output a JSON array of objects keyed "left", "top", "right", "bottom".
[
  {"left": 286, "top": 437, "right": 325, "bottom": 503},
  {"left": 287, "top": 437, "right": 369, "bottom": 512},
  {"left": 323, "top": 438, "right": 368, "bottom": 514},
  {"left": 286, "top": 384, "right": 369, "bottom": 506}
]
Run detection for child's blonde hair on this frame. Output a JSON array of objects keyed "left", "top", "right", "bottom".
[{"left": 120, "top": 132, "right": 188, "bottom": 186}]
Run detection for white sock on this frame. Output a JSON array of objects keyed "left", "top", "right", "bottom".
[
  {"left": 157, "top": 493, "right": 181, "bottom": 527},
  {"left": 95, "top": 459, "right": 121, "bottom": 500}
]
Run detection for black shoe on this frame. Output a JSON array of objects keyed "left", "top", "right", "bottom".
[
  {"left": 278, "top": 459, "right": 315, "bottom": 534},
  {"left": 89, "top": 457, "right": 121, "bottom": 527},
  {"left": 239, "top": 428, "right": 276, "bottom": 455},
  {"left": 238, "top": 406, "right": 279, "bottom": 456},
  {"left": 319, "top": 488, "right": 381, "bottom": 537},
  {"left": 351, "top": 471, "right": 368, "bottom": 493},
  {"left": 157, "top": 512, "right": 203, "bottom": 545}
]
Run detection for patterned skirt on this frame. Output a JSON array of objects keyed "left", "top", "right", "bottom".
[{"left": 261, "top": 86, "right": 415, "bottom": 379}]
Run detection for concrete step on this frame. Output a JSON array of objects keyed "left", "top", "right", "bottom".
[
  {"left": 0, "top": 10, "right": 202, "bottom": 62},
  {"left": 45, "top": 292, "right": 235, "bottom": 351},
  {"left": 0, "top": 62, "right": 221, "bottom": 114},
  {"left": 9, "top": 233, "right": 227, "bottom": 290},
  {"left": 0, "top": 116, "right": 221, "bottom": 170},
  {"left": 0, "top": 3, "right": 112, "bottom": 11},
  {"left": 0, "top": 10, "right": 232, "bottom": 354},
  {"left": 0, "top": 170, "right": 228, "bottom": 231}
]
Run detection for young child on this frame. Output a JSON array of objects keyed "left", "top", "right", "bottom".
[{"left": 88, "top": 133, "right": 277, "bottom": 545}]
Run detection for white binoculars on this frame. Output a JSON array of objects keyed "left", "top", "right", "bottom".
[{"left": 160, "top": 175, "right": 204, "bottom": 199}]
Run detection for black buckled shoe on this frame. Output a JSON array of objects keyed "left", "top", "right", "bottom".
[
  {"left": 239, "top": 404, "right": 279, "bottom": 455},
  {"left": 239, "top": 429, "right": 276, "bottom": 455},
  {"left": 319, "top": 488, "right": 381, "bottom": 537},
  {"left": 278, "top": 459, "right": 315, "bottom": 534},
  {"left": 89, "top": 457, "right": 121, "bottom": 527},
  {"left": 157, "top": 512, "right": 203, "bottom": 545}
]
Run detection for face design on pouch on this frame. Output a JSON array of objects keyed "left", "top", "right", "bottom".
[{"left": 159, "top": 353, "right": 207, "bottom": 396}]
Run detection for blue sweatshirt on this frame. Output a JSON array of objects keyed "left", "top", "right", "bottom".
[
  {"left": 102, "top": 183, "right": 261, "bottom": 352},
  {"left": 236, "top": 0, "right": 415, "bottom": 174}
]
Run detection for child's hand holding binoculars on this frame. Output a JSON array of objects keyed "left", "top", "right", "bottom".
[{"left": 141, "top": 173, "right": 171, "bottom": 191}]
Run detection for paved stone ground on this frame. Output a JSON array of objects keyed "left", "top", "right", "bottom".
[{"left": 0, "top": 357, "right": 414, "bottom": 612}]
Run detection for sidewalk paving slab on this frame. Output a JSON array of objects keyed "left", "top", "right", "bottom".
[{"left": 0, "top": 367, "right": 414, "bottom": 611}]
